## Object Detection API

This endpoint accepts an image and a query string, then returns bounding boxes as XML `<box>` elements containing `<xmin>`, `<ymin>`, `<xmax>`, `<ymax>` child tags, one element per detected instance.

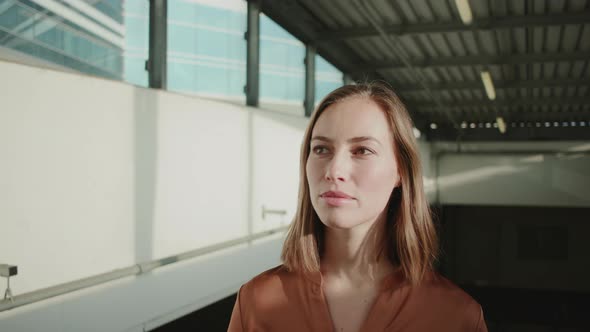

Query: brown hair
<box><xmin>280</xmin><ymin>81</ymin><xmax>438</xmax><ymax>285</ymax></box>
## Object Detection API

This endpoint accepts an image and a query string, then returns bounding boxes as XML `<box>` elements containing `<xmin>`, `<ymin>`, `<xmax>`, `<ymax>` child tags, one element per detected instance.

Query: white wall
<box><xmin>433</xmin><ymin>142</ymin><xmax>590</xmax><ymax>207</ymax></box>
<box><xmin>417</xmin><ymin>139</ymin><xmax>436</xmax><ymax>203</ymax></box>
<box><xmin>0</xmin><ymin>60</ymin><xmax>306</xmax><ymax>331</ymax></box>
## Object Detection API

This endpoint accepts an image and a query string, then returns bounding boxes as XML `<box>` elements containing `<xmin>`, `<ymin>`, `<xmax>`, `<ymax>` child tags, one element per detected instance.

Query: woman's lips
<box><xmin>320</xmin><ymin>196</ymin><xmax>354</xmax><ymax>207</ymax></box>
<box><xmin>320</xmin><ymin>191</ymin><xmax>355</xmax><ymax>207</ymax></box>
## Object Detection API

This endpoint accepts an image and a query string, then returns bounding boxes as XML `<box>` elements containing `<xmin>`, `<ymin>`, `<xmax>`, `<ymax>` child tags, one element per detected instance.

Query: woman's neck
<box><xmin>320</xmin><ymin>213</ymin><xmax>395</xmax><ymax>283</ymax></box>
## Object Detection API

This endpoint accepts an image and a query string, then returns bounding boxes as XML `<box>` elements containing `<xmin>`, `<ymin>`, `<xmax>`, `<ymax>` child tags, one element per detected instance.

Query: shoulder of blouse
<box><xmin>239</xmin><ymin>264</ymin><xmax>304</xmax><ymax>299</ymax></box>
<box><xmin>236</xmin><ymin>264</ymin><xmax>308</xmax><ymax>322</ymax></box>
<box><xmin>244</xmin><ymin>264</ymin><xmax>293</xmax><ymax>286</ymax></box>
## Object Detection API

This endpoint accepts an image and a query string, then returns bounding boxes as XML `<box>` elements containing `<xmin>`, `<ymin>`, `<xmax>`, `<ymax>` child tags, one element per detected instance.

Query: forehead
<box><xmin>312</xmin><ymin>96</ymin><xmax>392</xmax><ymax>140</ymax></box>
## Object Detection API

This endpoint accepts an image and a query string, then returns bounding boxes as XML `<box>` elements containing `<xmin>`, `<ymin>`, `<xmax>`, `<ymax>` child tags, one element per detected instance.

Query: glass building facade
<box><xmin>0</xmin><ymin>0</ymin><xmax>126</xmax><ymax>80</ymax></box>
<box><xmin>0</xmin><ymin>0</ymin><xmax>343</xmax><ymax>110</ymax></box>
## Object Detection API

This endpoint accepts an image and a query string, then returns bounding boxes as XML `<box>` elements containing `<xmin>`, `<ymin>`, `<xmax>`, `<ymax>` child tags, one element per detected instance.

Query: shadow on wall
<box><xmin>134</xmin><ymin>88</ymin><xmax>158</xmax><ymax>263</ymax></box>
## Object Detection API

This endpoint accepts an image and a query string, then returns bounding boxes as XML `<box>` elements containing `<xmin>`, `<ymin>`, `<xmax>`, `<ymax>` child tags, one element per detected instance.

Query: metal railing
<box><xmin>0</xmin><ymin>225</ymin><xmax>289</xmax><ymax>312</ymax></box>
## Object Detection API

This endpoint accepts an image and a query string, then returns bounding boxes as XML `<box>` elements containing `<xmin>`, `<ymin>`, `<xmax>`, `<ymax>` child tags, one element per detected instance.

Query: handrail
<box><xmin>0</xmin><ymin>226</ymin><xmax>289</xmax><ymax>312</ymax></box>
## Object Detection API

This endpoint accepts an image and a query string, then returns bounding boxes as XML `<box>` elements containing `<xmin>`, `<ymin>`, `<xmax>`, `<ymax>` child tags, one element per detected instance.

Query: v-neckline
<box><xmin>313</xmin><ymin>268</ymin><xmax>406</xmax><ymax>332</ymax></box>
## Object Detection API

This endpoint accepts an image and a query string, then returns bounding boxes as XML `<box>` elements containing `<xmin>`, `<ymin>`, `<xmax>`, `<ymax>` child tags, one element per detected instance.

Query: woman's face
<box><xmin>306</xmin><ymin>96</ymin><xmax>400</xmax><ymax>230</ymax></box>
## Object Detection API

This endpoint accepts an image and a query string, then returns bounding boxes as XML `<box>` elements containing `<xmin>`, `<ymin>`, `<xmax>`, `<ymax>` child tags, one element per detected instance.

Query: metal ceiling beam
<box><xmin>315</xmin><ymin>12</ymin><xmax>590</xmax><ymax>41</ymax></box>
<box><xmin>396</xmin><ymin>78</ymin><xmax>590</xmax><ymax>92</ymax></box>
<box><xmin>427</xmin><ymin>125</ymin><xmax>590</xmax><ymax>141</ymax></box>
<box><xmin>423</xmin><ymin>111</ymin><xmax>590</xmax><ymax>125</ymax></box>
<box><xmin>416</xmin><ymin>97</ymin><xmax>590</xmax><ymax>109</ymax></box>
<box><xmin>358</xmin><ymin>52</ymin><xmax>590</xmax><ymax>71</ymax></box>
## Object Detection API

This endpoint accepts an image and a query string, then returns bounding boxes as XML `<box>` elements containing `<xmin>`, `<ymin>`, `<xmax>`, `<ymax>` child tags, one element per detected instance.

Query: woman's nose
<box><xmin>324</xmin><ymin>153</ymin><xmax>349</xmax><ymax>182</ymax></box>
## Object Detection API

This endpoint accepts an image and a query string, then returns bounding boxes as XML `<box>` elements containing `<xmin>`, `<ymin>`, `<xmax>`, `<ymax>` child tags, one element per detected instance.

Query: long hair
<box><xmin>280</xmin><ymin>82</ymin><xmax>438</xmax><ymax>285</ymax></box>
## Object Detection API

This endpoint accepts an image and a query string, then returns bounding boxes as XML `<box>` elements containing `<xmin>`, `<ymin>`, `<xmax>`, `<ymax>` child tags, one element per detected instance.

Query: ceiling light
<box><xmin>480</xmin><ymin>71</ymin><xmax>496</xmax><ymax>100</ymax></box>
<box><xmin>413</xmin><ymin>127</ymin><xmax>421</xmax><ymax>138</ymax></box>
<box><xmin>430</xmin><ymin>123</ymin><xmax>437</xmax><ymax>129</ymax></box>
<box><xmin>454</xmin><ymin>0</ymin><xmax>473</xmax><ymax>24</ymax></box>
<box><xmin>496</xmin><ymin>116</ymin><xmax>506</xmax><ymax>133</ymax></box>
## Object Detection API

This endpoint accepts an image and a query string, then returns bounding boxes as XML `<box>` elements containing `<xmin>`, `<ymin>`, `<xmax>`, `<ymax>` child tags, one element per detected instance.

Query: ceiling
<box><xmin>256</xmin><ymin>0</ymin><xmax>590</xmax><ymax>141</ymax></box>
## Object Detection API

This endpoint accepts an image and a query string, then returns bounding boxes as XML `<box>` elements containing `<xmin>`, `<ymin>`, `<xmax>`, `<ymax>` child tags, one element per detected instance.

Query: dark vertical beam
<box><xmin>147</xmin><ymin>0</ymin><xmax>167</xmax><ymax>89</ymax></box>
<box><xmin>304</xmin><ymin>45</ymin><xmax>316</xmax><ymax>117</ymax></box>
<box><xmin>245</xmin><ymin>0</ymin><xmax>260</xmax><ymax>106</ymax></box>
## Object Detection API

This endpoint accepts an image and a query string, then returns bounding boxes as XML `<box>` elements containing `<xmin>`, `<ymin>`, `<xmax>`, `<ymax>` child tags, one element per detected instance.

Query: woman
<box><xmin>228</xmin><ymin>82</ymin><xmax>487</xmax><ymax>332</ymax></box>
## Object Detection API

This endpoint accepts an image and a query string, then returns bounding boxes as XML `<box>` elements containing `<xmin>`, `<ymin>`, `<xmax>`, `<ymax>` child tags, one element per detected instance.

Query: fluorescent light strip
<box><xmin>454</xmin><ymin>0</ymin><xmax>473</xmax><ymax>24</ymax></box>
<box><xmin>481</xmin><ymin>71</ymin><xmax>496</xmax><ymax>100</ymax></box>
<box><xmin>496</xmin><ymin>117</ymin><xmax>506</xmax><ymax>134</ymax></box>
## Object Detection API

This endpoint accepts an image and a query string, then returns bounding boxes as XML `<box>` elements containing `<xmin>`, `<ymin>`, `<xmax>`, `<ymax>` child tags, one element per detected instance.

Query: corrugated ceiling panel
<box><xmin>262</xmin><ymin>0</ymin><xmax>590</xmax><ymax>139</ymax></box>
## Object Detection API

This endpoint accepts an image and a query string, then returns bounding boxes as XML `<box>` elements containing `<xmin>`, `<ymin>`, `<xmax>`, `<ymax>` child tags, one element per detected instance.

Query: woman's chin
<box><xmin>319</xmin><ymin>214</ymin><xmax>365</xmax><ymax>230</ymax></box>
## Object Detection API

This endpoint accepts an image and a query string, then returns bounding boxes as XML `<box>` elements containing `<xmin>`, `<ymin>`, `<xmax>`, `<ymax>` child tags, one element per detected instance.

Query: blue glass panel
<box><xmin>123</xmin><ymin>0</ymin><xmax>148</xmax><ymax>86</ymax></box>
<box><xmin>315</xmin><ymin>55</ymin><xmax>343</xmax><ymax>104</ymax></box>
<box><xmin>167</xmin><ymin>1</ymin><xmax>246</xmax><ymax>99</ymax></box>
<box><xmin>260</xmin><ymin>14</ymin><xmax>305</xmax><ymax>104</ymax></box>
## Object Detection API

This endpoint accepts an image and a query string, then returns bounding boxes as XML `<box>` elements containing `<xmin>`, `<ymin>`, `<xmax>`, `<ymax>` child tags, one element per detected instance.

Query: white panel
<box><xmin>0</xmin><ymin>59</ymin><xmax>297</xmax><ymax>332</ymax></box>
<box><xmin>417</xmin><ymin>139</ymin><xmax>436</xmax><ymax>203</ymax></box>
<box><xmin>0</xmin><ymin>61</ymin><xmax>135</xmax><ymax>295</ymax></box>
<box><xmin>153</xmin><ymin>94</ymin><xmax>250</xmax><ymax>259</ymax></box>
<box><xmin>251</xmin><ymin>110</ymin><xmax>307</xmax><ymax>232</ymax></box>
<box><xmin>438</xmin><ymin>153</ymin><xmax>590</xmax><ymax>207</ymax></box>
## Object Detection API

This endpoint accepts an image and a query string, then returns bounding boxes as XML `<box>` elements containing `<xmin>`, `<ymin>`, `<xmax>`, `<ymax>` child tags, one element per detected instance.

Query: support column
<box><xmin>245</xmin><ymin>0</ymin><xmax>260</xmax><ymax>107</ymax></box>
<box><xmin>304</xmin><ymin>45</ymin><xmax>316</xmax><ymax>117</ymax></box>
<box><xmin>147</xmin><ymin>0</ymin><xmax>167</xmax><ymax>89</ymax></box>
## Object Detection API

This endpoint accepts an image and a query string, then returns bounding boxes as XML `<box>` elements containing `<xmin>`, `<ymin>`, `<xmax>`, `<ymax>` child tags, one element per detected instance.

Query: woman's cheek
<box><xmin>358</xmin><ymin>162</ymin><xmax>396</xmax><ymax>194</ymax></box>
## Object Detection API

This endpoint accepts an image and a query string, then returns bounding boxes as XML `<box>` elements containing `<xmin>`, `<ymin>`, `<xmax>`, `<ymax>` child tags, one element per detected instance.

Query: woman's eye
<box><xmin>354</xmin><ymin>147</ymin><xmax>374</xmax><ymax>155</ymax></box>
<box><xmin>312</xmin><ymin>146</ymin><xmax>329</xmax><ymax>154</ymax></box>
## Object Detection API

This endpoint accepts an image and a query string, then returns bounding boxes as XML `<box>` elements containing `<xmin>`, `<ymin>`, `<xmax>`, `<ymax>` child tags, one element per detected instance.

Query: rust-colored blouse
<box><xmin>228</xmin><ymin>265</ymin><xmax>487</xmax><ymax>332</ymax></box>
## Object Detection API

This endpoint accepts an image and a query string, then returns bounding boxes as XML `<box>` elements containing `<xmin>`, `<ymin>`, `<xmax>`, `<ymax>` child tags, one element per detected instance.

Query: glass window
<box><xmin>259</xmin><ymin>13</ymin><xmax>305</xmax><ymax>113</ymax></box>
<box><xmin>124</xmin><ymin>0</ymin><xmax>149</xmax><ymax>86</ymax></box>
<box><xmin>166</xmin><ymin>0</ymin><xmax>246</xmax><ymax>100</ymax></box>
<box><xmin>0</xmin><ymin>0</ymin><xmax>146</xmax><ymax>86</ymax></box>
<box><xmin>315</xmin><ymin>54</ymin><xmax>343</xmax><ymax>106</ymax></box>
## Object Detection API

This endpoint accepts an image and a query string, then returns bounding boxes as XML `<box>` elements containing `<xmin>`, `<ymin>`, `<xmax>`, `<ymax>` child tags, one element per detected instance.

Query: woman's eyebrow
<box><xmin>311</xmin><ymin>135</ymin><xmax>382</xmax><ymax>146</ymax></box>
